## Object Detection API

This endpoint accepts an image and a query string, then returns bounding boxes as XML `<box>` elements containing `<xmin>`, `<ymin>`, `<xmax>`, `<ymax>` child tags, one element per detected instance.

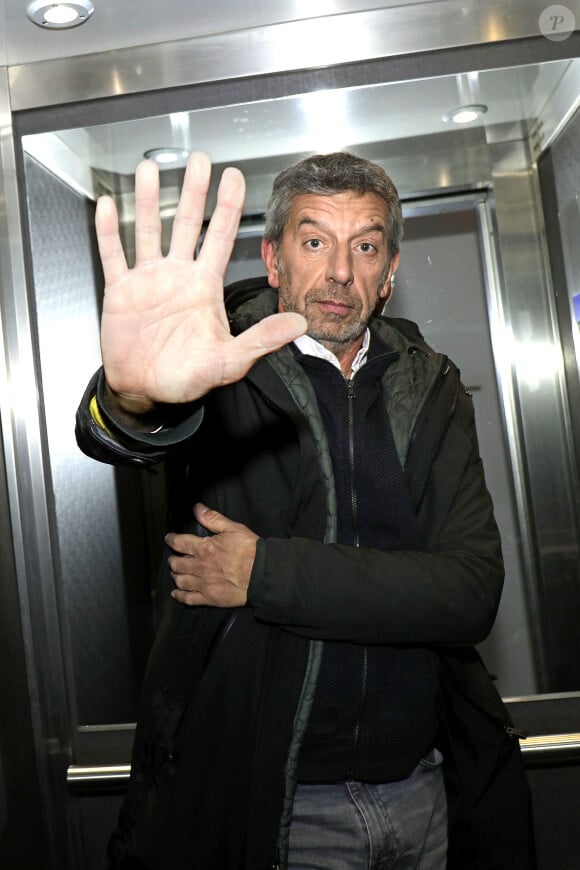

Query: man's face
<box><xmin>262</xmin><ymin>191</ymin><xmax>399</xmax><ymax>354</ymax></box>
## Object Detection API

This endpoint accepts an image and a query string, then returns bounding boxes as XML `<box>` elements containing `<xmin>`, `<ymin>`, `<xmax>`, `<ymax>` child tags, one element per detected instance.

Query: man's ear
<box><xmin>379</xmin><ymin>251</ymin><xmax>400</xmax><ymax>302</ymax></box>
<box><xmin>261</xmin><ymin>239</ymin><xmax>280</xmax><ymax>288</ymax></box>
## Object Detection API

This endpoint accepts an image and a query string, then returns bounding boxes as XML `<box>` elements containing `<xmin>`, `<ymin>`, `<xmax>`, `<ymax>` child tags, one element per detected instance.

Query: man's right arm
<box><xmin>93</xmin><ymin>152</ymin><xmax>305</xmax><ymax>424</ymax></box>
<box><xmin>77</xmin><ymin>152</ymin><xmax>305</xmax><ymax>465</ymax></box>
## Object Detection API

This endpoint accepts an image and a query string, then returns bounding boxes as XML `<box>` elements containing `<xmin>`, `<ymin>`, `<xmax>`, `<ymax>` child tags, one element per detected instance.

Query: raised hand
<box><xmin>96</xmin><ymin>152</ymin><xmax>306</xmax><ymax>414</ymax></box>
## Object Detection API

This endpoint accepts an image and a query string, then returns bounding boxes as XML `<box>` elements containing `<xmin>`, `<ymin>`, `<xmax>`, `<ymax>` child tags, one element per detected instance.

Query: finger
<box><xmin>229</xmin><ymin>312</ymin><xmax>308</xmax><ymax>366</ymax></box>
<box><xmin>95</xmin><ymin>195</ymin><xmax>128</xmax><ymax>285</ymax></box>
<box><xmin>134</xmin><ymin>159</ymin><xmax>162</xmax><ymax>264</ymax></box>
<box><xmin>168</xmin><ymin>152</ymin><xmax>211</xmax><ymax>261</ymax></box>
<box><xmin>215</xmin><ymin>312</ymin><xmax>307</xmax><ymax>386</ymax></box>
<box><xmin>171</xmin><ymin>589</ymin><xmax>206</xmax><ymax>606</ymax></box>
<box><xmin>196</xmin><ymin>166</ymin><xmax>245</xmax><ymax>276</ymax></box>
<box><xmin>165</xmin><ymin>532</ymin><xmax>198</xmax><ymax>555</ymax></box>
<box><xmin>168</xmin><ymin>555</ymin><xmax>197</xmax><ymax>574</ymax></box>
<box><xmin>193</xmin><ymin>502</ymin><xmax>234</xmax><ymax>534</ymax></box>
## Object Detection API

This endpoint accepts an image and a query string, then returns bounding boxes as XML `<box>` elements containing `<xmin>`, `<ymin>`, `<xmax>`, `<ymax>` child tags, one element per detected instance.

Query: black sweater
<box><xmin>296</xmin><ymin>340</ymin><xmax>438</xmax><ymax>783</ymax></box>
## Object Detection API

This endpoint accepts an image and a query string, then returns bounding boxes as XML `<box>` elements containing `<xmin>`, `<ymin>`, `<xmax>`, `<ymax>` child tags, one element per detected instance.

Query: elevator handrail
<box><xmin>65</xmin><ymin>733</ymin><xmax>580</xmax><ymax>793</ymax></box>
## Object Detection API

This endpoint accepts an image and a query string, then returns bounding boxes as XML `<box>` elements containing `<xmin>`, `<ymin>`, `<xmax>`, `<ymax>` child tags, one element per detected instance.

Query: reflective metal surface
<box><xmin>0</xmin><ymin>68</ymin><xmax>79</xmax><ymax>867</ymax></box>
<box><xmin>67</xmin><ymin>764</ymin><xmax>131</xmax><ymax>793</ymax></box>
<box><xmin>5</xmin><ymin>0</ymin><xmax>577</xmax><ymax>67</ymax></box>
<box><xmin>16</xmin><ymin>59</ymin><xmax>579</xmax><ymax>214</ymax></box>
<box><xmin>7</xmin><ymin>1</ymin><xmax>580</xmax><ymax>110</ymax></box>
<box><xmin>520</xmin><ymin>732</ymin><xmax>580</xmax><ymax>763</ymax></box>
<box><xmin>488</xmin><ymin>129</ymin><xmax>580</xmax><ymax>689</ymax></box>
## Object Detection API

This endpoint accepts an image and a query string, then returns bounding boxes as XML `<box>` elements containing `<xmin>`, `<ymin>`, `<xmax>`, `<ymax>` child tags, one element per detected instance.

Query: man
<box><xmin>76</xmin><ymin>151</ymin><xmax>535</xmax><ymax>869</ymax></box>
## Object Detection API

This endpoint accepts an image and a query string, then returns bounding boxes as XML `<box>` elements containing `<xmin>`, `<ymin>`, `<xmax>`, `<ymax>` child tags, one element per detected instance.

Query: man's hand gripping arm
<box><xmin>166</xmin><ymin>503</ymin><xmax>258</xmax><ymax>608</ymax></box>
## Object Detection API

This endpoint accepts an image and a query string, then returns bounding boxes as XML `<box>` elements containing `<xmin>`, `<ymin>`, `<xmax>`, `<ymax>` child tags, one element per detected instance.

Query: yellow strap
<box><xmin>89</xmin><ymin>394</ymin><xmax>113</xmax><ymax>436</ymax></box>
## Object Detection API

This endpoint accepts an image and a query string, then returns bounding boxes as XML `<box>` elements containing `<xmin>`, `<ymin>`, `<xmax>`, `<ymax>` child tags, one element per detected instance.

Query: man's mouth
<box><xmin>311</xmin><ymin>298</ymin><xmax>354</xmax><ymax>316</ymax></box>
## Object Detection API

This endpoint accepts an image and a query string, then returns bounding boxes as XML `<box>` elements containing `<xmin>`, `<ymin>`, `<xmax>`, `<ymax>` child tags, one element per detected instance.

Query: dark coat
<box><xmin>76</xmin><ymin>279</ymin><xmax>536</xmax><ymax>869</ymax></box>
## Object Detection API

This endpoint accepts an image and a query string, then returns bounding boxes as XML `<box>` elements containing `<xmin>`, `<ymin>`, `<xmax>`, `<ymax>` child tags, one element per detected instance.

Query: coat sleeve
<box><xmin>247</xmin><ymin>408</ymin><xmax>504</xmax><ymax>647</ymax></box>
<box><xmin>75</xmin><ymin>368</ymin><xmax>204</xmax><ymax>467</ymax></box>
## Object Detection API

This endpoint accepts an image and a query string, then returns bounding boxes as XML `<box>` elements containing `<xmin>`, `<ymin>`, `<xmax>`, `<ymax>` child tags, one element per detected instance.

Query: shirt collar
<box><xmin>293</xmin><ymin>328</ymin><xmax>371</xmax><ymax>374</ymax></box>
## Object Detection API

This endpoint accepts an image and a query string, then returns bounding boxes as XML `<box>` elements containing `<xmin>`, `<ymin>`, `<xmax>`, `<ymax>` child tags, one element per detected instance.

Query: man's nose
<box><xmin>326</xmin><ymin>244</ymin><xmax>353</xmax><ymax>285</ymax></box>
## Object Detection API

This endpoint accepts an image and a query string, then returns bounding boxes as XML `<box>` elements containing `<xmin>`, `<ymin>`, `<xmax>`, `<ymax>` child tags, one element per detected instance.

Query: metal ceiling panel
<box><xmin>3</xmin><ymin>0</ymin><xmax>440</xmax><ymax>65</ymax></box>
<box><xmin>7</xmin><ymin>0</ymin><xmax>580</xmax><ymax>111</ymax></box>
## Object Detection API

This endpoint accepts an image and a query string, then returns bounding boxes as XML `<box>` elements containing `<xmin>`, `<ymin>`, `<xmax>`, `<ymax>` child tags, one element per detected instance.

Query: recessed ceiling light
<box><xmin>143</xmin><ymin>148</ymin><xmax>190</xmax><ymax>167</ymax></box>
<box><xmin>27</xmin><ymin>1</ymin><xmax>94</xmax><ymax>29</ymax></box>
<box><xmin>443</xmin><ymin>104</ymin><xmax>488</xmax><ymax>125</ymax></box>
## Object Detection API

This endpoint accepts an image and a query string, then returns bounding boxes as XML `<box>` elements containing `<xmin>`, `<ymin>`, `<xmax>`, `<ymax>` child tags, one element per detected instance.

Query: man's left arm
<box><xmin>167</xmin><ymin>422</ymin><xmax>504</xmax><ymax>648</ymax></box>
<box><xmin>250</xmin><ymin>422</ymin><xmax>503</xmax><ymax>646</ymax></box>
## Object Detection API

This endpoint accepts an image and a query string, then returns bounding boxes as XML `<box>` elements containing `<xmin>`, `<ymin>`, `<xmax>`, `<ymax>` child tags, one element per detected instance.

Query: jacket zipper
<box><xmin>347</xmin><ymin>377</ymin><xmax>359</xmax><ymax>548</ymax></box>
<box><xmin>346</xmin><ymin>375</ymin><xmax>367</xmax><ymax>775</ymax></box>
<box><xmin>201</xmin><ymin>611</ymin><xmax>239</xmax><ymax>673</ymax></box>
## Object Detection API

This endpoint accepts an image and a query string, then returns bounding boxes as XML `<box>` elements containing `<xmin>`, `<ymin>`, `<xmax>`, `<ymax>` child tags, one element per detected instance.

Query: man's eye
<box><xmin>359</xmin><ymin>242</ymin><xmax>376</xmax><ymax>253</ymax></box>
<box><xmin>306</xmin><ymin>239</ymin><xmax>322</xmax><ymax>249</ymax></box>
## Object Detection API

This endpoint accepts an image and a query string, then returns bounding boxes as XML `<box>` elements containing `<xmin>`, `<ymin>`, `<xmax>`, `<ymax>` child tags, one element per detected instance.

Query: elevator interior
<box><xmin>1</xmin><ymin>7</ymin><xmax>580</xmax><ymax>869</ymax></box>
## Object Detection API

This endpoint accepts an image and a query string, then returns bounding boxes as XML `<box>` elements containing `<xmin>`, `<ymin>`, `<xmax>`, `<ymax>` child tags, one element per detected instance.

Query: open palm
<box><xmin>96</xmin><ymin>152</ymin><xmax>305</xmax><ymax>413</ymax></box>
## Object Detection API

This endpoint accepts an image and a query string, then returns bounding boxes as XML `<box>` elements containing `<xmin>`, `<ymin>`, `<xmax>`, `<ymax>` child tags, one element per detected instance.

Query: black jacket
<box><xmin>76</xmin><ymin>279</ymin><xmax>535</xmax><ymax>869</ymax></box>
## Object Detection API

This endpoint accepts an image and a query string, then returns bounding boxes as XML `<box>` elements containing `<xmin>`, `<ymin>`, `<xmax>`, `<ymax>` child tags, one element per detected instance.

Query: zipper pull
<box><xmin>505</xmin><ymin>725</ymin><xmax>527</xmax><ymax>740</ymax></box>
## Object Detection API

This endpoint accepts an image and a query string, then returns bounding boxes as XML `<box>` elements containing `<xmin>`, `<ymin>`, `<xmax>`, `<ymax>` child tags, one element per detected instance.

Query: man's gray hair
<box><xmin>263</xmin><ymin>152</ymin><xmax>403</xmax><ymax>259</ymax></box>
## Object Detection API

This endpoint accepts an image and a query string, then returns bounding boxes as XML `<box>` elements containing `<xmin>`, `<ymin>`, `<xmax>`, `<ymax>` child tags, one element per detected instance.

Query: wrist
<box><xmin>102</xmin><ymin>383</ymin><xmax>164</xmax><ymax>433</ymax></box>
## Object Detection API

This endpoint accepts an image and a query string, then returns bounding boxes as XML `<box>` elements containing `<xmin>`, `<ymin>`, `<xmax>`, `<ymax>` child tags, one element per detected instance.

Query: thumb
<box><xmin>243</xmin><ymin>311</ymin><xmax>307</xmax><ymax>355</ymax></box>
<box><xmin>193</xmin><ymin>502</ymin><xmax>232</xmax><ymax>533</ymax></box>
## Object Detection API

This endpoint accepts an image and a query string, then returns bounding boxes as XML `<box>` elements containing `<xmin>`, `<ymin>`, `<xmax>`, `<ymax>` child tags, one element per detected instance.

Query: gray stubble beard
<box><xmin>276</xmin><ymin>254</ymin><xmax>386</xmax><ymax>354</ymax></box>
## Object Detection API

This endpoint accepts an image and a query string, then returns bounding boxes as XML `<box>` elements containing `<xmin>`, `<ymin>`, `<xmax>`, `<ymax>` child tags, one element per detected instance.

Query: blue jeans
<box><xmin>287</xmin><ymin>751</ymin><xmax>447</xmax><ymax>869</ymax></box>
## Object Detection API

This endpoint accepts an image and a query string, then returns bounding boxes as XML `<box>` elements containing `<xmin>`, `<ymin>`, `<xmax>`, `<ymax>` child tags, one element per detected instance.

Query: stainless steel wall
<box><xmin>538</xmin><ymin>106</ymin><xmax>580</xmax><ymax>474</ymax></box>
<box><xmin>24</xmin><ymin>153</ymin><xmax>158</xmax><ymax>726</ymax></box>
<box><xmin>0</xmin><ymin>410</ymin><xmax>50</xmax><ymax>864</ymax></box>
<box><xmin>0</xmin><ymin>66</ymin><xmax>61</xmax><ymax>868</ymax></box>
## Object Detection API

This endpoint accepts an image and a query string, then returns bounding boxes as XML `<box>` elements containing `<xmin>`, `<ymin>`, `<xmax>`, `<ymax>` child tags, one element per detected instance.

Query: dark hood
<box><xmin>224</xmin><ymin>276</ymin><xmax>275</xmax><ymax>333</ymax></box>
